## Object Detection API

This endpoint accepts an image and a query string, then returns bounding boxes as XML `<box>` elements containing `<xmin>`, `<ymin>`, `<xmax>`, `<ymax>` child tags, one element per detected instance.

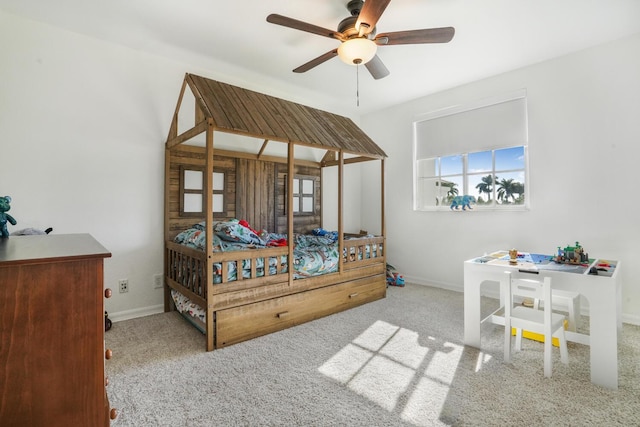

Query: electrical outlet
<box><xmin>153</xmin><ymin>274</ymin><xmax>163</xmax><ymax>289</ymax></box>
<box><xmin>119</xmin><ymin>279</ymin><xmax>129</xmax><ymax>293</ymax></box>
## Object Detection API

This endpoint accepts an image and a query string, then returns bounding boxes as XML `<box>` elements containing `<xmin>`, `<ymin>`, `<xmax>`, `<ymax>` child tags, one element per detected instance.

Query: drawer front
<box><xmin>216</xmin><ymin>275</ymin><xmax>385</xmax><ymax>347</ymax></box>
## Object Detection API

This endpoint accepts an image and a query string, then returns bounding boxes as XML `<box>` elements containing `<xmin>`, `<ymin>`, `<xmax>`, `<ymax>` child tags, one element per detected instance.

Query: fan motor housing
<box><xmin>338</xmin><ymin>10</ymin><xmax>376</xmax><ymax>39</ymax></box>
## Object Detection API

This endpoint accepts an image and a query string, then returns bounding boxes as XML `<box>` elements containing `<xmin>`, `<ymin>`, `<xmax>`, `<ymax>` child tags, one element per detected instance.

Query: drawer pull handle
<box><xmin>277</xmin><ymin>311</ymin><xmax>289</xmax><ymax>319</ymax></box>
<box><xmin>349</xmin><ymin>293</ymin><xmax>359</xmax><ymax>299</ymax></box>
<box><xmin>105</xmin><ymin>349</ymin><xmax>113</xmax><ymax>360</ymax></box>
<box><xmin>110</xmin><ymin>408</ymin><xmax>118</xmax><ymax>420</ymax></box>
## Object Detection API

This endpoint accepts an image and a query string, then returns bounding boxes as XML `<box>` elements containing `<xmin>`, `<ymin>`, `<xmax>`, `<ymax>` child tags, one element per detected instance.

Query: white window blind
<box><xmin>415</xmin><ymin>93</ymin><xmax>527</xmax><ymax>159</ymax></box>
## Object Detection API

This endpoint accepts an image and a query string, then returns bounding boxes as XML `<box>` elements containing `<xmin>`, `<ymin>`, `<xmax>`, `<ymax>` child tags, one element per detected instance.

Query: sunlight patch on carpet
<box><xmin>475</xmin><ymin>351</ymin><xmax>494</xmax><ymax>372</ymax></box>
<box><xmin>318</xmin><ymin>320</ymin><xmax>464</xmax><ymax>426</ymax></box>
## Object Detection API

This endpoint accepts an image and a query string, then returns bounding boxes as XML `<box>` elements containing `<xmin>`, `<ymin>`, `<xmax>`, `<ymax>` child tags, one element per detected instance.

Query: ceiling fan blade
<box><xmin>293</xmin><ymin>49</ymin><xmax>339</xmax><ymax>73</ymax></box>
<box><xmin>376</xmin><ymin>27</ymin><xmax>455</xmax><ymax>45</ymax></box>
<box><xmin>267</xmin><ymin>14</ymin><xmax>344</xmax><ymax>41</ymax></box>
<box><xmin>356</xmin><ymin>0</ymin><xmax>391</xmax><ymax>35</ymax></box>
<box><xmin>365</xmin><ymin>55</ymin><xmax>390</xmax><ymax>80</ymax></box>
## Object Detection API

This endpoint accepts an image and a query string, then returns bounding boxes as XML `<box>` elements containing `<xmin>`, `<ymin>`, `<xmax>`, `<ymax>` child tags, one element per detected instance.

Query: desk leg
<box><xmin>588</xmin><ymin>295</ymin><xmax>619</xmax><ymax>389</ymax></box>
<box><xmin>464</xmin><ymin>273</ymin><xmax>482</xmax><ymax>348</ymax></box>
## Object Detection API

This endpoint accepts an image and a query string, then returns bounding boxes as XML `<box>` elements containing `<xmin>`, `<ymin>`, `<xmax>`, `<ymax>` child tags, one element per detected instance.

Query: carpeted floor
<box><xmin>105</xmin><ymin>284</ymin><xmax>640</xmax><ymax>426</ymax></box>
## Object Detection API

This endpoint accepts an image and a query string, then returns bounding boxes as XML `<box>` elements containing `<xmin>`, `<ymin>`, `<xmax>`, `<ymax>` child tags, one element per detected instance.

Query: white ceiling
<box><xmin>2</xmin><ymin>0</ymin><xmax>640</xmax><ymax>116</ymax></box>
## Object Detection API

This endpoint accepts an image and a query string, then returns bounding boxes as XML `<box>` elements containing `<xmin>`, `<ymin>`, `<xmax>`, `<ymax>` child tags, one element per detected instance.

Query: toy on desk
<box><xmin>508</xmin><ymin>248</ymin><xmax>518</xmax><ymax>265</ymax></box>
<box><xmin>450</xmin><ymin>195</ymin><xmax>476</xmax><ymax>211</ymax></box>
<box><xmin>554</xmin><ymin>241</ymin><xmax>589</xmax><ymax>264</ymax></box>
<box><xmin>0</xmin><ymin>196</ymin><xmax>17</xmax><ymax>238</ymax></box>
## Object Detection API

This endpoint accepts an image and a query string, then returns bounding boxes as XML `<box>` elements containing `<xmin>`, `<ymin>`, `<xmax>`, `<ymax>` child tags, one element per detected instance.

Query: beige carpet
<box><xmin>105</xmin><ymin>284</ymin><xmax>640</xmax><ymax>426</ymax></box>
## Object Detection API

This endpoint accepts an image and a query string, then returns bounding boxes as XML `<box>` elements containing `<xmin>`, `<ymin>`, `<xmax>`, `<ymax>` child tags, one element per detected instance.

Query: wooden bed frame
<box><xmin>164</xmin><ymin>74</ymin><xmax>387</xmax><ymax>351</ymax></box>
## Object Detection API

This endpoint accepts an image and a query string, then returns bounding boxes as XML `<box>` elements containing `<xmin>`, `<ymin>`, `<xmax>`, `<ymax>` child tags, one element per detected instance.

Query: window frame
<box><xmin>412</xmin><ymin>91</ymin><xmax>529</xmax><ymax>212</ymax></box>
<box><xmin>291</xmin><ymin>175</ymin><xmax>317</xmax><ymax>216</ymax></box>
<box><xmin>416</xmin><ymin>147</ymin><xmax>528</xmax><ymax>211</ymax></box>
<box><xmin>179</xmin><ymin>166</ymin><xmax>228</xmax><ymax>217</ymax></box>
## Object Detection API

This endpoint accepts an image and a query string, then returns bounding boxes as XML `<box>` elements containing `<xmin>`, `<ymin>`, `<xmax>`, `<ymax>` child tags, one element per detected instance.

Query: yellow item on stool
<box><xmin>512</xmin><ymin>319</ymin><xmax>568</xmax><ymax>347</ymax></box>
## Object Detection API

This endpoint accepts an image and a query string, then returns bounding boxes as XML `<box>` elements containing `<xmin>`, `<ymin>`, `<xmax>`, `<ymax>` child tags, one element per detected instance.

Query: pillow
<box><xmin>214</xmin><ymin>221</ymin><xmax>266</xmax><ymax>246</ymax></box>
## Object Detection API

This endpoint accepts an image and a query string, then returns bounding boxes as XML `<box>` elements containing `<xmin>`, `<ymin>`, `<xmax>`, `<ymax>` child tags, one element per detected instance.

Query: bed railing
<box><xmin>166</xmin><ymin>235</ymin><xmax>385</xmax><ymax>299</ymax></box>
<box><xmin>343</xmin><ymin>236</ymin><xmax>384</xmax><ymax>269</ymax></box>
<box><xmin>166</xmin><ymin>241</ymin><xmax>207</xmax><ymax>303</ymax></box>
<box><xmin>212</xmin><ymin>246</ymin><xmax>290</xmax><ymax>286</ymax></box>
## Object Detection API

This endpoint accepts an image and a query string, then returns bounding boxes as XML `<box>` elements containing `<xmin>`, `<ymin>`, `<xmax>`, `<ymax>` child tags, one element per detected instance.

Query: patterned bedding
<box><xmin>171</xmin><ymin>289</ymin><xmax>206</xmax><ymax>329</ymax></box>
<box><xmin>173</xmin><ymin>220</ymin><xmax>342</xmax><ymax>282</ymax></box>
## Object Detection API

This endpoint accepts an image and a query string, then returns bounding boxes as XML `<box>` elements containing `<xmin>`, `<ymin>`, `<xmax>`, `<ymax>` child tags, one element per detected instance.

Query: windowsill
<box><xmin>415</xmin><ymin>205</ymin><xmax>529</xmax><ymax>212</ymax></box>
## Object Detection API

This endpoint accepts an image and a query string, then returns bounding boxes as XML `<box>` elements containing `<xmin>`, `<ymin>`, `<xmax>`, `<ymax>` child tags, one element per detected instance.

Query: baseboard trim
<box><xmin>402</xmin><ymin>275</ymin><xmax>463</xmax><ymax>294</ymax></box>
<box><xmin>404</xmin><ymin>276</ymin><xmax>640</xmax><ymax>326</ymax></box>
<box><xmin>108</xmin><ymin>304</ymin><xmax>164</xmax><ymax>323</ymax></box>
<box><xmin>623</xmin><ymin>313</ymin><xmax>640</xmax><ymax>326</ymax></box>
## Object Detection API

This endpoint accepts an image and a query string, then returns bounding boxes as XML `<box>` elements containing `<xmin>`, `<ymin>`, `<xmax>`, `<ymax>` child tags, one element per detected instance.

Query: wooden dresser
<box><xmin>0</xmin><ymin>234</ymin><xmax>115</xmax><ymax>426</ymax></box>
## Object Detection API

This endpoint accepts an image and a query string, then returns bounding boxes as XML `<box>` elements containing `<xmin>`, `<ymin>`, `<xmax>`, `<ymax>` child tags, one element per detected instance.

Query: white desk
<box><xmin>463</xmin><ymin>252</ymin><xmax>622</xmax><ymax>389</ymax></box>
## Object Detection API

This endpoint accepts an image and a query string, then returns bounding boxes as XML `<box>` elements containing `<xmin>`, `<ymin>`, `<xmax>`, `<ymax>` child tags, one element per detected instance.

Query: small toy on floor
<box><xmin>386</xmin><ymin>263</ymin><xmax>405</xmax><ymax>287</ymax></box>
<box><xmin>389</xmin><ymin>274</ymin><xmax>405</xmax><ymax>287</ymax></box>
<box><xmin>105</xmin><ymin>311</ymin><xmax>112</xmax><ymax>331</ymax></box>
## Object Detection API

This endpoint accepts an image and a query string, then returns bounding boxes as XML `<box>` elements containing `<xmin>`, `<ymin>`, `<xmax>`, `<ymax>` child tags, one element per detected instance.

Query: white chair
<box><xmin>503</xmin><ymin>272</ymin><xmax>569</xmax><ymax>377</ymax></box>
<box><xmin>533</xmin><ymin>289</ymin><xmax>581</xmax><ymax>332</ymax></box>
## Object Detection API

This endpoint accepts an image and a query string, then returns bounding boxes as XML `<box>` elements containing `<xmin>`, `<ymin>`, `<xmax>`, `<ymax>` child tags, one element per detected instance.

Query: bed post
<box><xmin>337</xmin><ymin>151</ymin><xmax>344</xmax><ymax>273</ymax></box>
<box><xmin>381</xmin><ymin>158</ymin><xmax>386</xmax><ymax>264</ymax></box>
<box><xmin>287</xmin><ymin>141</ymin><xmax>294</xmax><ymax>287</ymax></box>
<box><xmin>205</xmin><ymin>119</ymin><xmax>215</xmax><ymax>351</ymax></box>
<box><xmin>163</xmin><ymin>146</ymin><xmax>172</xmax><ymax>312</ymax></box>
<box><xmin>380</xmin><ymin>158</ymin><xmax>386</xmax><ymax>236</ymax></box>
<box><xmin>164</xmin><ymin>79</ymin><xmax>186</xmax><ymax>313</ymax></box>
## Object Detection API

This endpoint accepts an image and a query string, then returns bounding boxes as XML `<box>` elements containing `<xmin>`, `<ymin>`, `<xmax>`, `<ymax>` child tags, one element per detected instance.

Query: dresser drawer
<box><xmin>216</xmin><ymin>275</ymin><xmax>385</xmax><ymax>347</ymax></box>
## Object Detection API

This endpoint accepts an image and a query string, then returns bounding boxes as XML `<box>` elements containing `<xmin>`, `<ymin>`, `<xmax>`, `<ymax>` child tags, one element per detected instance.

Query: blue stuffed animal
<box><xmin>450</xmin><ymin>195</ymin><xmax>476</xmax><ymax>211</ymax></box>
<box><xmin>0</xmin><ymin>196</ymin><xmax>17</xmax><ymax>238</ymax></box>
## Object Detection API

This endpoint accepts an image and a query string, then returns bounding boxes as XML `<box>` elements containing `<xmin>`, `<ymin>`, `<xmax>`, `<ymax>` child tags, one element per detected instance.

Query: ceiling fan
<box><xmin>266</xmin><ymin>0</ymin><xmax>455</xmax><ymax>80</ymax></box>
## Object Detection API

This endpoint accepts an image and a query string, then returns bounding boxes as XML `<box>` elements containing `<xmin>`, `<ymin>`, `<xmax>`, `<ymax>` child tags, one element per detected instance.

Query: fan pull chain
<box><xmin>356</xmin><ymin>63</ymin><xmax>360</xmax><ymax>107</ymax></box>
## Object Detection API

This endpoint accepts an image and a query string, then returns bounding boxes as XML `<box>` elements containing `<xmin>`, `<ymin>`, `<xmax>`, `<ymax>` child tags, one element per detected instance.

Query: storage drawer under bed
<box><xmin>215</xmin><ymin>275</ymin><xmax>386</xmax><ymax>347</ymax></box>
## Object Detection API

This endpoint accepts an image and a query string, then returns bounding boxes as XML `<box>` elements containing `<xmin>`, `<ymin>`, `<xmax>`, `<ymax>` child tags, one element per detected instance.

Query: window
<box><xmin>413</xmin><ymin>91</ymin><xmax>528</xmax><ymax>210</ymax></box>
<box><xmin>292</xmin><ymin>176</ymin><xmax>315</xmax><ymax>214</ymax></box>
<box><xmin>180</xmin><ymin>167</ymin><xmax>226</xmax><ymax>216</ymax></box>
<box><xmin>418</xmin><ymin>147</ymin><xmax>526</xmax><ymax>208</ymax></box>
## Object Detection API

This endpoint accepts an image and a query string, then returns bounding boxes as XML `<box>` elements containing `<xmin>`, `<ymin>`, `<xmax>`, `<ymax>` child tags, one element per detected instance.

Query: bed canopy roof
<box><xmin>168</xmin><ymin>73</ymin><xmax>387</xmax><ymax>161</ymax></box>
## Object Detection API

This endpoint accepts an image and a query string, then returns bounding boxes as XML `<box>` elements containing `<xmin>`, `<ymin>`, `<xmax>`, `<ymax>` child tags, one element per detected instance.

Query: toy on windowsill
<box><xmin>555</xmin><ymin>241</ymin><xmax>589</xmax><ymax>264</ymax></box>
<box><xmin>0</xmin><ymin>196</ymin><xmax>17</xmax><ymax>238</ymax></box>
<box><xmin>450</xmin><ymin>195</ymin><xmax>476</xmax><ymax>211</ymax></box>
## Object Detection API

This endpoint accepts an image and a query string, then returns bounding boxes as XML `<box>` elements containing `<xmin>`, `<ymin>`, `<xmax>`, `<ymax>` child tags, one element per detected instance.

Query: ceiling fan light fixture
<box><xmin>337</xmin><ymin>38</ymin><xmax>377</xmax><ymax>65</ymax></box>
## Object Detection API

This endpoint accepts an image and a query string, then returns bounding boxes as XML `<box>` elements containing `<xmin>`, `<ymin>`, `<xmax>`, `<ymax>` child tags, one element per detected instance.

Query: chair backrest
<box><xmin>504</xmin><ymin>272</ymin><xmax>553</xmax><ymax>325</ymax></box>
<box><xmin>511</xmin><ymin>275</ymin><xmax>551</xmax><ymax>301</ymax></box>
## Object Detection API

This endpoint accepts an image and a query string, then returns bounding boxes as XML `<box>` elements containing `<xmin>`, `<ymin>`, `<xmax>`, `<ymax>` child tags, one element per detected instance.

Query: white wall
<box><xmin>360</xmin><ymin>33</ymin><xmax>640</xmax><ymax>324</ymax></box>
<box><xmin>0</xmin><ymin>11</ymin><xmax>362</xmax><ymax>320</ymax></box>
<box><xmin>0</xmin><ymin>12</ymin><xmax>171</xmax><ymax>317</ymax></box>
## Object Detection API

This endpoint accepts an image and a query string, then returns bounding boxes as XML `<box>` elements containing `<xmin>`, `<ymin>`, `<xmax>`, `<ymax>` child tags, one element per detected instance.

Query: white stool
<box><xmin>534</xmin><ymin>290</ymin><xmax>581</xmax><ymax>332</ymax></box>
